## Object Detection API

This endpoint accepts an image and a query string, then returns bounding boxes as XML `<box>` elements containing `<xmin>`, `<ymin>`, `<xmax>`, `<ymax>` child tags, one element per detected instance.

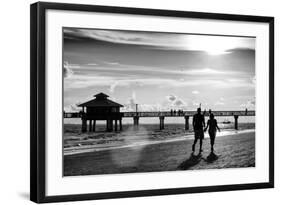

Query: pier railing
<box><xmin>64</xmin><ymin>110</ymin><xmax>255</xmax><ymax>118</ymax></box>
<box><xmin>122</xmin><ymin>110</ymin><xmax>255</xmax><ymax>117</ymax></box>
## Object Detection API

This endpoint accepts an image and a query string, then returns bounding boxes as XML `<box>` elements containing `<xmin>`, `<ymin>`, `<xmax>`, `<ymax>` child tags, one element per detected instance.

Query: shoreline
<box><xmin>64</xmin><ymin>129</ymin><xmax>255</xmax><ymax>156</ymax></box>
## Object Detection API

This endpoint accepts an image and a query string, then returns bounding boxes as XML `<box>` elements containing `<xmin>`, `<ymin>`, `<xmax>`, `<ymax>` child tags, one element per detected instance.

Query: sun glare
<box><xmin>205</xmin><ymin>49</ymin><xmax>231</xmax><ymax>55</ymax></box>
<box><xmin>183</xmin><ymin>35</ymin><xmax>240</xmax><ymax>55</ymax></box>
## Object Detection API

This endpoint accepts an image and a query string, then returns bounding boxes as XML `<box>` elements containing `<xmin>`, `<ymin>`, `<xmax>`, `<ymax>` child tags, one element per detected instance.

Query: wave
<box><xmin>64</xmin><ymin>128</ymin><xmax>255</xmax><ymax>156</ymax></box>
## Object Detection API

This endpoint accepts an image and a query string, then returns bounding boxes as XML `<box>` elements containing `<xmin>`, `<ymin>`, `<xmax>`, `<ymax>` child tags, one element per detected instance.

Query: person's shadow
<box><xmin>204</xmin><ymin>152</ymin><xmax>219</xmax><ymax>163</ymax></box>
<box><xmin>178</xmin><ymin>152</ymin><xmax>202</xmax><ymax>170</ymax></box>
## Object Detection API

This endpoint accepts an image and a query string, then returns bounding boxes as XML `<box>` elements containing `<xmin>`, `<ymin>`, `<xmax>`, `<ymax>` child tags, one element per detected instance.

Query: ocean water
<box><xmin>63</xmin><ymin>122</ymin><xmax>255</xmax><ymax>155</ymax></box>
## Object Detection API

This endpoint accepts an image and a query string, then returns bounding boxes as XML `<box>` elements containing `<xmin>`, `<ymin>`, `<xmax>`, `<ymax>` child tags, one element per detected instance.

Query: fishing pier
<box><xmin>64</xmin><ymin>93</ymin><xmax>255</xmax><ymax>132</ymax></box>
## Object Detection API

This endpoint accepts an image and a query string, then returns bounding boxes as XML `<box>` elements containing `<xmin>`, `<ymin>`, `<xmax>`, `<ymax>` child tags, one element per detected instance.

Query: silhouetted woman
<box><xmin>204</xmin><ymin>113</ymin><xmax>220</xmax><ymax>153</ymax></box>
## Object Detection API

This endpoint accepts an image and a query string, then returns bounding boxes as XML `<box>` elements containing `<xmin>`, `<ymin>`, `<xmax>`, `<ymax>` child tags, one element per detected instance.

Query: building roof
<box><xmin>78</xmin><ymin>93</ymin><xmax>123</xmax><ymax>107</ymax></box>
<box><xmin>94</xmin><ymin>92</ymin><xmax>109</xmax><ymax>98</ymax></box>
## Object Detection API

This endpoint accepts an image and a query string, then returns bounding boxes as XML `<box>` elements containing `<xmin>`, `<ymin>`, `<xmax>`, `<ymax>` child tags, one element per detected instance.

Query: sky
<box><xmin>63</xmin><ymin>28</ymin><xmax>255</xmax><ymax>112</ymax></box>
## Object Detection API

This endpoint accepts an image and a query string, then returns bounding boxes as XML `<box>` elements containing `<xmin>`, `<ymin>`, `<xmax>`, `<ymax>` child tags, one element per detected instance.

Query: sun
<box><xmin>183</xmin><ymin>35</ymin><xmax>236</xmax><ymax>55</ymax></box>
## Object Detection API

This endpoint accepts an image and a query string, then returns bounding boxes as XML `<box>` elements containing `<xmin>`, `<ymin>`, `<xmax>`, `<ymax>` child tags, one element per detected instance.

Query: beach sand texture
<box><xmin>64</xmin><ymin>124</ymin><xmax>255</xmax><ymax>176</ymax></box>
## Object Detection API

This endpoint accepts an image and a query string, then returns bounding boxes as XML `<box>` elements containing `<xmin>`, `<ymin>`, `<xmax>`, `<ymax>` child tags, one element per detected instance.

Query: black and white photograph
<box><xmin>63</xmin><ymin>28</ymin><xmax>256</xmax><ymax>176</ymax></box>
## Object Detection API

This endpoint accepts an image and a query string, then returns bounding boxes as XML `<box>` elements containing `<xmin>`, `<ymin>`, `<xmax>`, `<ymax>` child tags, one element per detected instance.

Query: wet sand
<box><xmin>64</xmin><ymin>131</ymin><xmax>255</xmax><ymax>176</ymax></box>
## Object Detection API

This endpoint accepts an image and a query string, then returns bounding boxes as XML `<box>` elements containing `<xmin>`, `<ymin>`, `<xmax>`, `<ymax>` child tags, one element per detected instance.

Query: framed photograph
<box><xmin>30</xmin><ymin>2</ymin><xmax>274</xmax><ymax>203</ymax></box>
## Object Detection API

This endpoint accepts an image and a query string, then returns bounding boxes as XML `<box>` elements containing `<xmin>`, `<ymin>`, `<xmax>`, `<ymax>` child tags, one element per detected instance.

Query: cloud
<box><xmin>213</xmin><ymin>97</ymin><xmax>226</xmax><ymax>106</ymax></box>
<box><xmin>64</xmin><ymin>28</ymin><xmax>255</xmax><ymax>52</ymax></box>
<box><xmin>165</xmin><ymin>95</ymin><xmax>188</xmax><ymax>109</ymax></box>
<box><xmin>240</xmin><ymin>98</ymin><xmax>255</xmax><ymax>109</ymax></box>
<box><xmin>63</xmin><ymin>60</ymin><xmax>253</xmax><ymax>91</ymax></box>
<box><xmin>105</xmin><ymin>62</ymin><xmax>120</xmax><ymax>65</ymax></box>
<box><xmin>75</xmin><ymin>62</ymin><xmax>245</xmax><ymax>78</ymax></box>
<box><xmin>173</xmin><ymin>98</ymin><xmax>187</xmax><ymax>107</ymax></box>
<box><xmin>122</xmin><ymin>91</ymin><xmax>161</xmax><ymax>112</ymax></box>
<box><xmin>63</xmin><ymin>61</ymin><xmax>74</xmax><ymax>78</ymax></box>
<box><xmin>166</xmin><ymin>94</ymin><xmax>177</xmax><ymax>102</ymax></box>
<box><xmin>108</xmin><ymin>81</ymin><xmax>119</xmax><ymax>93</ymax></box>
<box><xmin>137</xmin><ymin>104</ymin><xmax>162</xmax><ymax>112</ymax></box>
<box><xmin>64</xmin><ymin>72</ymin><xmax>254</xmax><ymax>91</ymax></box>
<box><xmin>213</xmin><ymin>98</ymin><xmax>226</xmax><ymax>106</ymax></box>
<box><xmin>87</xmin><ymin>63</ymin><xmax>98</xmax><ymax>66</ymax></box>
<box><xmin>192</xmin><ymin>90</ymin><xmax>199</xmax><ymax>94</ymax></box>
<box><xmin>122</xmin><ymin>91</ymin><xmax>138</xmax><ymax>112</ymax></box>
<box><xmin>192</xmin><ymin>101</ymin><xmax>200</xmax><ymax>107</ymax></box>
<box><xmin>64</xmin><ymin>103</ymin><xmax>81</xmax><ymax>112</ymax></box>
<box><xmin>214</xmin><ymin>101</ymin><xmax>225</xmax><ymax>106</ymax></box>
<box><xmin>121</xmin><ymin>93</ymin><xmax>188</xmax><ymax>112</ymax></box>
<box><xmin>184</xmin><ymin>68</ymin><xmax>238</xmax><ymax>76</ymax></box>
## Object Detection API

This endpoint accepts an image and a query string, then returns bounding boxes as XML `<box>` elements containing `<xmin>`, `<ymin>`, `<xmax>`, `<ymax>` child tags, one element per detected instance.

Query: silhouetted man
<box><xmin>192</xmin><ymin>108</ymin><xmax>205</xmax><ymax>153</ymax></box>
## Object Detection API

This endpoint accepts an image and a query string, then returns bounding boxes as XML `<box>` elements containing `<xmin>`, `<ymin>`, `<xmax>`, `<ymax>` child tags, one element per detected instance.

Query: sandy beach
<box><xmin>64</xmin><ymin>125</ymin><xmax>255</xmax><ymax>176</ymax></box>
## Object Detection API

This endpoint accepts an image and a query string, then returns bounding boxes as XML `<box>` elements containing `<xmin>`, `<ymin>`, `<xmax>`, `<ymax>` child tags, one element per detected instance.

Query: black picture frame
<box><xmin>30</xmin><ymin>2</ymin><xmax>274</xmax><ymax>203</ymax></box>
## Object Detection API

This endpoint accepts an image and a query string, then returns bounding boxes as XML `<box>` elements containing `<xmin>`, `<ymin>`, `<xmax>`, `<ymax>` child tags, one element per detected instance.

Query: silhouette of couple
<box><xmin>192</xmin><ymin>108</ymin><xmax>220</xmax><ymax>153</ymax></box>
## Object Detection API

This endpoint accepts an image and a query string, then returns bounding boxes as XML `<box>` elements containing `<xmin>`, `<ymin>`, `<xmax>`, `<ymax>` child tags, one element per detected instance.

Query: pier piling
<box><xmin>119</xmin><ymin>119</ymin><xmax>123</xmax><ymax>131</ymax></box>
<box><xmin>93</xmin><ymin>120</ymin><xmax>96</xmax><ymax>132</ymax></box>
<box><xmin>106</xmin><ymin>119</ymin><xmax>113</xmax><ymax>131</ymax></box>
<box><xmin>82</xmin><ymin>119</ymin><xmax>87</xmax><ymax>133</ymax></box>
<box><xmin>115</xmin><ymin>119</ymin><xmax>118</xmax><ymax>131</ymax></box>
<box><xmin>89</xmin><ymin>120</ymin><xmax>92</xmax><ymax>132</ymax></box>
<box><xmin>234</xmin><ymin>115</ymin><xmax>239</xmax><ymax>130</ymax></box>
<box><xmin>159</xmin><ymin>116</ymin><xmax>165</xmax><ymax>130</ymax></box>
<box><xmin>133</xmin><ymin>116</ymin><xmax>139</xmax><ymax>126</ymax></box>
<box><xmin>184</xmin><ymin>116</ymin><xmax>190</xmax><ymax>130</ymax></box>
